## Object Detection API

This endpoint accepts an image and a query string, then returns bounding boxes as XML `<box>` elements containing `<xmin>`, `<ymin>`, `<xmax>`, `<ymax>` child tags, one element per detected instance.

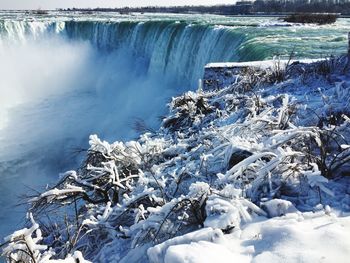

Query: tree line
<box><xmin>61</xmin><ymin>0</ymin><xmax>350</xmax><ymax>15</ymax></box>
<box><xmin>252</xmin><ymin>0</ymin><xmax>350</xmax><ymax>14</ymax></box>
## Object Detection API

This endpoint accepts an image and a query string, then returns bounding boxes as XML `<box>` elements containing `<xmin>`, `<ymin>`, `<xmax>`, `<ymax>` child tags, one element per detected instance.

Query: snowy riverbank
<box><xmin>2</xmin><ymin>56</ymin><xmax>350</xmax><ymax>262</ymax></box>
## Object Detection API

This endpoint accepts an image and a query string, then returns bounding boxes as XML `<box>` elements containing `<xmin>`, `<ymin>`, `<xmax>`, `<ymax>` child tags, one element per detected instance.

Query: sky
<box><xmin>0</xmin><ymin>0</ymin><xmax>235</xmax><ymax>10</ymax></box>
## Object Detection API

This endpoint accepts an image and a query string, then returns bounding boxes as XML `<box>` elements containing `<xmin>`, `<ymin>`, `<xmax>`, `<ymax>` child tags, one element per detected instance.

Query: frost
<box><xmin>3</xmin><ymin>57</ymin><xmax>350</xmax><ymax>262</ymax></box>
<box><xmin>2</xmin><ymin>213</ymin><xmax>90</xmax><ymax>262</ymax></box>
<box><xmin>204</xmin><ymin>197</ymin><xmax>241</xmax><ymax>230</ymax></box>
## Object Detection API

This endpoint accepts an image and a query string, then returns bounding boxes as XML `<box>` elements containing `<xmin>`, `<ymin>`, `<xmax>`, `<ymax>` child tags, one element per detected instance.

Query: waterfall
<box><xmin>1</xmin><ymin>20</ymin><xmax>246</xmax><ymax>87</ymax></box>
<box><xmin>0</xmin><ymin>20</ymin><xmax>250</xmax><ymax>237</ymax></box>
<box><xmin>0</xmin><ymin>16</ymin><xmax>347</xmax><ymax>238</ymax></box>
<box><xmin>0</xmin><ymin>19</ymin><xmax>249</xmax><ymax>167</ymax></box>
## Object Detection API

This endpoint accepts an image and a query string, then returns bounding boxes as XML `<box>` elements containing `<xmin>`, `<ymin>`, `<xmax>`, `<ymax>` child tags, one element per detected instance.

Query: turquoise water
<box><xmin>0</xmin><ymin>11</ymin><xmax>349</xmax><ymax>241</ymax></box>
<box><xmin>1</xmin><ymin>12</ymin><xmax>348</xmax><ymax>88</ymax></box>
<box><xmin>1</xmin><ymin>12</ymin><xmax>348</xmax><ymax>58</ymax></box>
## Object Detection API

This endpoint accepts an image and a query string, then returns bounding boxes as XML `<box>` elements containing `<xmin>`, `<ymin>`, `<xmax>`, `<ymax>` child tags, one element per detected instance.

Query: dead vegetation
<box><xmin>283</xmin><ymin>13</ymin><xmax>339</xmax><ymax>25</ymax></box>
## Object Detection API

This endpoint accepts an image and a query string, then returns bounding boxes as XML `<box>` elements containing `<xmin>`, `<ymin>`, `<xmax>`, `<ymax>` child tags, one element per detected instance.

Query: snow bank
<box><xmin>203</xmin><ymin>58</ymin><xmax>322</xmax><ymax>91</ymax></box>
<box><xmin>164</xmin><ymin>241</ymin><xmax>250</xmax><ymax>263</ymax></box>
<box><xmin>240</xmin><ymin>213</ymin><xmax>350</xmax><ymax>263</ymax></box>
<box><xmin>150</xmin><ymin>211</ymin><xmax>350</xmax><ymax>263</ymax></box>
<box><xmin>147</xmin><ymin>228</ymin><xmax>223</xmax><ymax>263</ymax></box>
<box><xmin>205</xmin><ymin>59</ymin><xmax>321</xmax><ymax>70</ymax></box>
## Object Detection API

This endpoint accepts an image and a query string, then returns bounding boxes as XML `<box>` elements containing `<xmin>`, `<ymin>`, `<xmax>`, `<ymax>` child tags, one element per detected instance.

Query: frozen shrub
<box><xmin>3</xmin><ymin>57</ymin><xmax>350</xmax><ymax>262</ymax></box>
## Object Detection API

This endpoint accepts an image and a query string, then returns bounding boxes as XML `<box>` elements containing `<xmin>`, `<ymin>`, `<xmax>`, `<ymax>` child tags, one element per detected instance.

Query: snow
<box><xmin>300</xmin><ymin>163</ymin><xmax>336</xmax><ymax>198</ymax></box>
<box><xmin>164</xmin><ymin>241</ymin><xmax>250</xmax><ymax>263</ymax></box>
<box><xmin>147</xmin><ymin>228</ymin><xmax>223</xmax><ymax>263</ymax></box>
<box><xmin>261</xmin><ymin>199</ymin><xmax>298</xmax><ymax>217</ymax></box>
<box><xmin>204</xmin><ymin>197</ymin><xmax>242</xmax><ymax>229</ymax></box>
<box><xmin>206</xmin><ymin>60</ymin><xmax>279</xmax><ymax>69</ymax></box>
<box><xmin>2</xmin><ymin>56</ymin><xmax>350</xmax><ymax>262</ymax></box>
<box><xmin>149</xmin><ymin>211</ymin><xmax>350</xmax><ymax>263</ymax></box>
<box><xmin>241</xmin><ymin>213</ymin><xmax>350</xmax><ymax>263</ymax></box>
<box><xmin>205</xmin><ymin>59</ymin><xmax>321</xmax><ymax>70</ymax></box>
<box><xmin>3</xmin><ymin>213</ymin><xmax>91</xmax><ymax>262</ymax></box>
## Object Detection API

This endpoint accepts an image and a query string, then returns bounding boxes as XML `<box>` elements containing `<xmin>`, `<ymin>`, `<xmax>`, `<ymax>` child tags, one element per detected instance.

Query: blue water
<box><xmin>0</xmin><ymin>11</ymin><xmax>349</xmax><ymax>240</ymax></box>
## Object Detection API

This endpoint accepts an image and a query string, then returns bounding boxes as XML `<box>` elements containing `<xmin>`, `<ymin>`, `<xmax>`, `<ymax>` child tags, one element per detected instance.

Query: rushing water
<box><xmin>0</xmin><ymin>11</ymin><xmax>349</xmax><ymax>238</ymax></box>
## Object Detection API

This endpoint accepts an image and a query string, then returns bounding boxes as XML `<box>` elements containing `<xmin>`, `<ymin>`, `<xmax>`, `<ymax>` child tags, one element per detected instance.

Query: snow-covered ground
<box><xmin>2</xmin><ymin>57</ymin><xmax>350</xmax><ymax>262</ymax></box>
<box><xmin>155</xmin><ymin>211</ymin><xmax>350</xmax><ymax>263</ymax></box>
